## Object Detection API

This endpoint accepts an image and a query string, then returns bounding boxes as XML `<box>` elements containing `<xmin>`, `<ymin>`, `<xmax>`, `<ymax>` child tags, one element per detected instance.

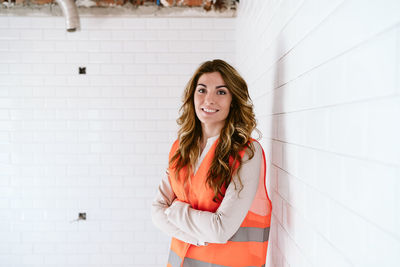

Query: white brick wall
<box><xmin>236</xmin><ymin>0</ymin><xmax>400</xmax><ymax>266</ymax></box>
<box><xmin>0</xmin><ymin>15</ymin><xmax>235</xmax><ymax>267</ymax></box>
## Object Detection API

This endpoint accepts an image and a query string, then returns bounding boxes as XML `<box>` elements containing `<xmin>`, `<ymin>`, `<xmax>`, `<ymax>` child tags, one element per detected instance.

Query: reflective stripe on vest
<box><xmin>169</xmin><ymin>249</ymin><xmax>266</xmax><ymax>267</ymax></box>
<box><xmin>229</xmin><ymin>226</ymin><xmax>270</xmax><ymax>243</ymax></box>
<box><xmin>168</xmin><ymin>226</ymin><xmax>270</xmax><ymax>267</ymax></box>
<box><xmin>168</xmin><ymin>249</ymin><xmax>183</xmax><ymax>267</ymax></box>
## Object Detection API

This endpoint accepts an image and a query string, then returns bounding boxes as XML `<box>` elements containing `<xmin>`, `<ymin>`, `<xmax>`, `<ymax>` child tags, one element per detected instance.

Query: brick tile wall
<box><xmin>236</xmin><ymin>0</ymin><xmax>400</xmax><ymax>266</ymax></box>
<box><xmin>0</xmin><ymin>16</ymin><xmax>235</xmax><ymax>267</ymax></box>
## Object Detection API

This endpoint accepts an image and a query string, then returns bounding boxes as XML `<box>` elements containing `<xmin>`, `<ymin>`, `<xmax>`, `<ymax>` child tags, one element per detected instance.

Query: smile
<box><xmin>202</xmin><ymin>108</ymin><xmax>218</xmax><ymax>113</ymax></box>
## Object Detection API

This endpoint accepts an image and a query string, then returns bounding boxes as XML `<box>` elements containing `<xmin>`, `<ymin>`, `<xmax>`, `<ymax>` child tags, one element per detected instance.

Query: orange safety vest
<box><xmin>167</xmin><ymin>138</ymin><xmax>272</xmax><ymax>267</ymax></box>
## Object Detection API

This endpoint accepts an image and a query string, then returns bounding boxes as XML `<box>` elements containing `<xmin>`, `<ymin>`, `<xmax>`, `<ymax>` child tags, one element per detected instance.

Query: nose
<box><xmin>204</xmin><ymin>92</ymin><xmax>215</xmax><ymax>105</ymax></box>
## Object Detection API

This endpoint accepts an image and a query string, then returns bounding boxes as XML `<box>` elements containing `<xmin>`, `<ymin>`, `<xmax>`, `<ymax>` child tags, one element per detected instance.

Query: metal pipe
<box><xmin>55</xmin><ymin>0</ymin><xmax>80</xmax><ymax>32</ymax></box>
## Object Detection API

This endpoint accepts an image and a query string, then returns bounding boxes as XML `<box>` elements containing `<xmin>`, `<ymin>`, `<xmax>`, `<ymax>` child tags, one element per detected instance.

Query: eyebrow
<box><xmin>197</xmin><ymin>83</ymin><xmax>228</xmax><ymax>89</ymax></box>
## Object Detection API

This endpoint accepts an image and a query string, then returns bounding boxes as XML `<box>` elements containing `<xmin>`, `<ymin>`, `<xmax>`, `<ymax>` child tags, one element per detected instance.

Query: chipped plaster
<box><xmin>0</xmin><ymin>2</ymin><xmax>236</xmax><ymax>17</ymax></box>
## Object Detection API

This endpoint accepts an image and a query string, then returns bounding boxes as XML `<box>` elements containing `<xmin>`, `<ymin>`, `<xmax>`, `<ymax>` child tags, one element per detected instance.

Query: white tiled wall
<box><xmin>0</xmin><ymin>15</ymin><xmax>235</xmax><ymax>267</ymax></box>
<box><xmin>2</xmin><ymin>1</ymin><xmax>400</xmax><ymax>266</ymax></box>
<box><xmin>236</xmin><ymin>0</ymin><xmax>400</xmax><ymax>266</ymax></box>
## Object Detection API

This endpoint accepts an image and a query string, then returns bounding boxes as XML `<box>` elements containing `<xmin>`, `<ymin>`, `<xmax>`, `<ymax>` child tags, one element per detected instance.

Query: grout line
<box><xmin>269</xmin><ymin>93</ymin><xmax>399</xmax><ymax>115</ymax></box>
<box><xmin>269</xmin><ymin>138</ymin><xmax>400</xmax><ymax>169</ymax></box>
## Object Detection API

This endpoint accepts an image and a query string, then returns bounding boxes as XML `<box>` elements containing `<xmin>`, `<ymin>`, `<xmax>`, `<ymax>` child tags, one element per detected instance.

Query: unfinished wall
<box><xmin>236</xmin><ymin>0</ymin><xmax>400</xmax><ymax>266</ymax></box>
<box><xmin>0</xmin><ymin>15</ymin><xmax>235</xmax><ymax>266</ymax></box>
<box><xmin>0</xmin><ymin>0</ymin><xmax>236</xmax><ymax>10</ymax></box>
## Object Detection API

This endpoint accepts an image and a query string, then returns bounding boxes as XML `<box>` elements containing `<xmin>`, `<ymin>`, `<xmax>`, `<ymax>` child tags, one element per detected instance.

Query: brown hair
<box><xmin>170</xmin><ymin>59</ymin><xmax>259</xmax><ymax>202</ymax></box>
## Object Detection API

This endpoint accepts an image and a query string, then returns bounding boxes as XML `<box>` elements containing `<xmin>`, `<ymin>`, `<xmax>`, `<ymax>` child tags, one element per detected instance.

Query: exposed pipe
<box><xmin>55</xmin><ymin>0</ymin><xmax>80</xmax><ymax>32</ymax></box>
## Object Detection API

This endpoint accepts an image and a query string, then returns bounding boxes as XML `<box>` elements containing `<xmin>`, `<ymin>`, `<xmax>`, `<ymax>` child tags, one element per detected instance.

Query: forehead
<box><xmin>197</xmin><ymin>72</ymin><xmax>225</xmax><ymax>85</ymax></box>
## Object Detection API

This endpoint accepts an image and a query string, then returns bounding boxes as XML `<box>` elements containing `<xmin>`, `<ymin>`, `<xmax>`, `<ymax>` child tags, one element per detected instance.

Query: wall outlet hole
<box><xmin>78</xmin><ymin>213</ymin><xmax>87</xmax><ymax>220</ymax></box>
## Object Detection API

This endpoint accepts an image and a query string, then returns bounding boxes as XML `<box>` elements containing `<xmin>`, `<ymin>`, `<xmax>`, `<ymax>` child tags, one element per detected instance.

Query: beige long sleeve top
<box><xmin>151</xmin><ymin>137</ymin><xmax>263</xmax><ymax>246</ymax></box>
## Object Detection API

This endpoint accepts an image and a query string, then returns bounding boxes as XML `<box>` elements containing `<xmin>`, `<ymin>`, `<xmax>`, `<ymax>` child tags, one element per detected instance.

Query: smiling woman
<box><xmin>194</xmin><ymin>72</ymin><xmax>232</xmax><ymax>144</ymax></box>
<box><xmin>151</xmin><ymin>59</ymin><xmax>272</xmax><ymax>267</ymax></box>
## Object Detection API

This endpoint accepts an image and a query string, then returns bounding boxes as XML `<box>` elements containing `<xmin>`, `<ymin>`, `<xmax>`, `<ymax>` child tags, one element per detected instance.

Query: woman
<box><xmin>151</xmin><ymin>59</ymin><xmax>272</xmax><ymax>267</ymax></box>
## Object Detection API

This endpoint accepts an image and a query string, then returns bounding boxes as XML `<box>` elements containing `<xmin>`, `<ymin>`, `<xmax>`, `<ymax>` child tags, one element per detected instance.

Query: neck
<box><xmin>199</xmin><ymin>123</ymin><xmax>221</xmax><ymax>152</ymax></box>
<box><xmin>201</xmin><ymin>122</ymin><xmax>223</xmax><ymax>141</ymax></box>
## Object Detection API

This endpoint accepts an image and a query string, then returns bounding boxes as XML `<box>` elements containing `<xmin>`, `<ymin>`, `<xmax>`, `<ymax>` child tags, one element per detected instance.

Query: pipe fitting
<box><xmin>55</xmin><ymin>0</ymin><xmax>80</xmax><ymax>32</ymax></box>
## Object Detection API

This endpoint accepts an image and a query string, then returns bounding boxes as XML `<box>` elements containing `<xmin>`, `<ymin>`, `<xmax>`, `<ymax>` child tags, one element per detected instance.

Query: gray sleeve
<box><xmin>151</xmin><ymin>169</ymin><xmax>203</xmax><ymax>246</ymax></box>
<box><xmin>165</xmin><ymin>142</ymin><xmax>263</xmax><ymax>244</ymax></box>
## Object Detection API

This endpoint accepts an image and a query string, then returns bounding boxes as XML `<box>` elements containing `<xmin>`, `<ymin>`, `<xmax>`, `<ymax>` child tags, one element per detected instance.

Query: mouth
<box><xmin>201</xmin><ymin>108</ymin><xmax>219</xmax><ymax>113</ymax></box>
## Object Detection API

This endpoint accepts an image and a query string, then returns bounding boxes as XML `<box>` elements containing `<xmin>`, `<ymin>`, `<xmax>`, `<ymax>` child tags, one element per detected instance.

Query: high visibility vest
<box><xmin>167</xmin><ymin>138</ymin><xmax>272</xmax><ymax>267</ymax></box>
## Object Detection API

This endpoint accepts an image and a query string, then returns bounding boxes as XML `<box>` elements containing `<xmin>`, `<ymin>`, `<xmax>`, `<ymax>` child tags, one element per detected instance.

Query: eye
<box><xmin>197</xmin><ymin>88</ymin><xmax>206</xmax><ymax>93</ymax></box>
<box><xmin>217</xmin><ymin>90</ymin><xmax>227</xmax><ymax>95</ymax></box>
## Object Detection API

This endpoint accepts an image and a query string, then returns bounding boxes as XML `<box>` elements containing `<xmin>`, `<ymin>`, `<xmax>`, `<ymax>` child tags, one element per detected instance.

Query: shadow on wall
<box><xmin>268</xmin><ymin>39</ymin><xmax>289</xmax><ymax>266</ymax></box>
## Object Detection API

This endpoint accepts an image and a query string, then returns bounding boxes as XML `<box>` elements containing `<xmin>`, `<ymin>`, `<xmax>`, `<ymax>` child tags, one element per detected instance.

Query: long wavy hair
<box><xmin>169</xmin><ymin>59</ymin><xmax>259</xmax><ymax>202</ymax></box>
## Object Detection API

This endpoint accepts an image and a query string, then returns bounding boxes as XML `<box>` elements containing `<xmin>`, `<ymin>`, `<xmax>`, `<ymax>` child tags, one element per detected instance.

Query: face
<box><xmin>194</xmin><ymin>72</ymin><xmax>232</xmax><ymax>133</ymax></box>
